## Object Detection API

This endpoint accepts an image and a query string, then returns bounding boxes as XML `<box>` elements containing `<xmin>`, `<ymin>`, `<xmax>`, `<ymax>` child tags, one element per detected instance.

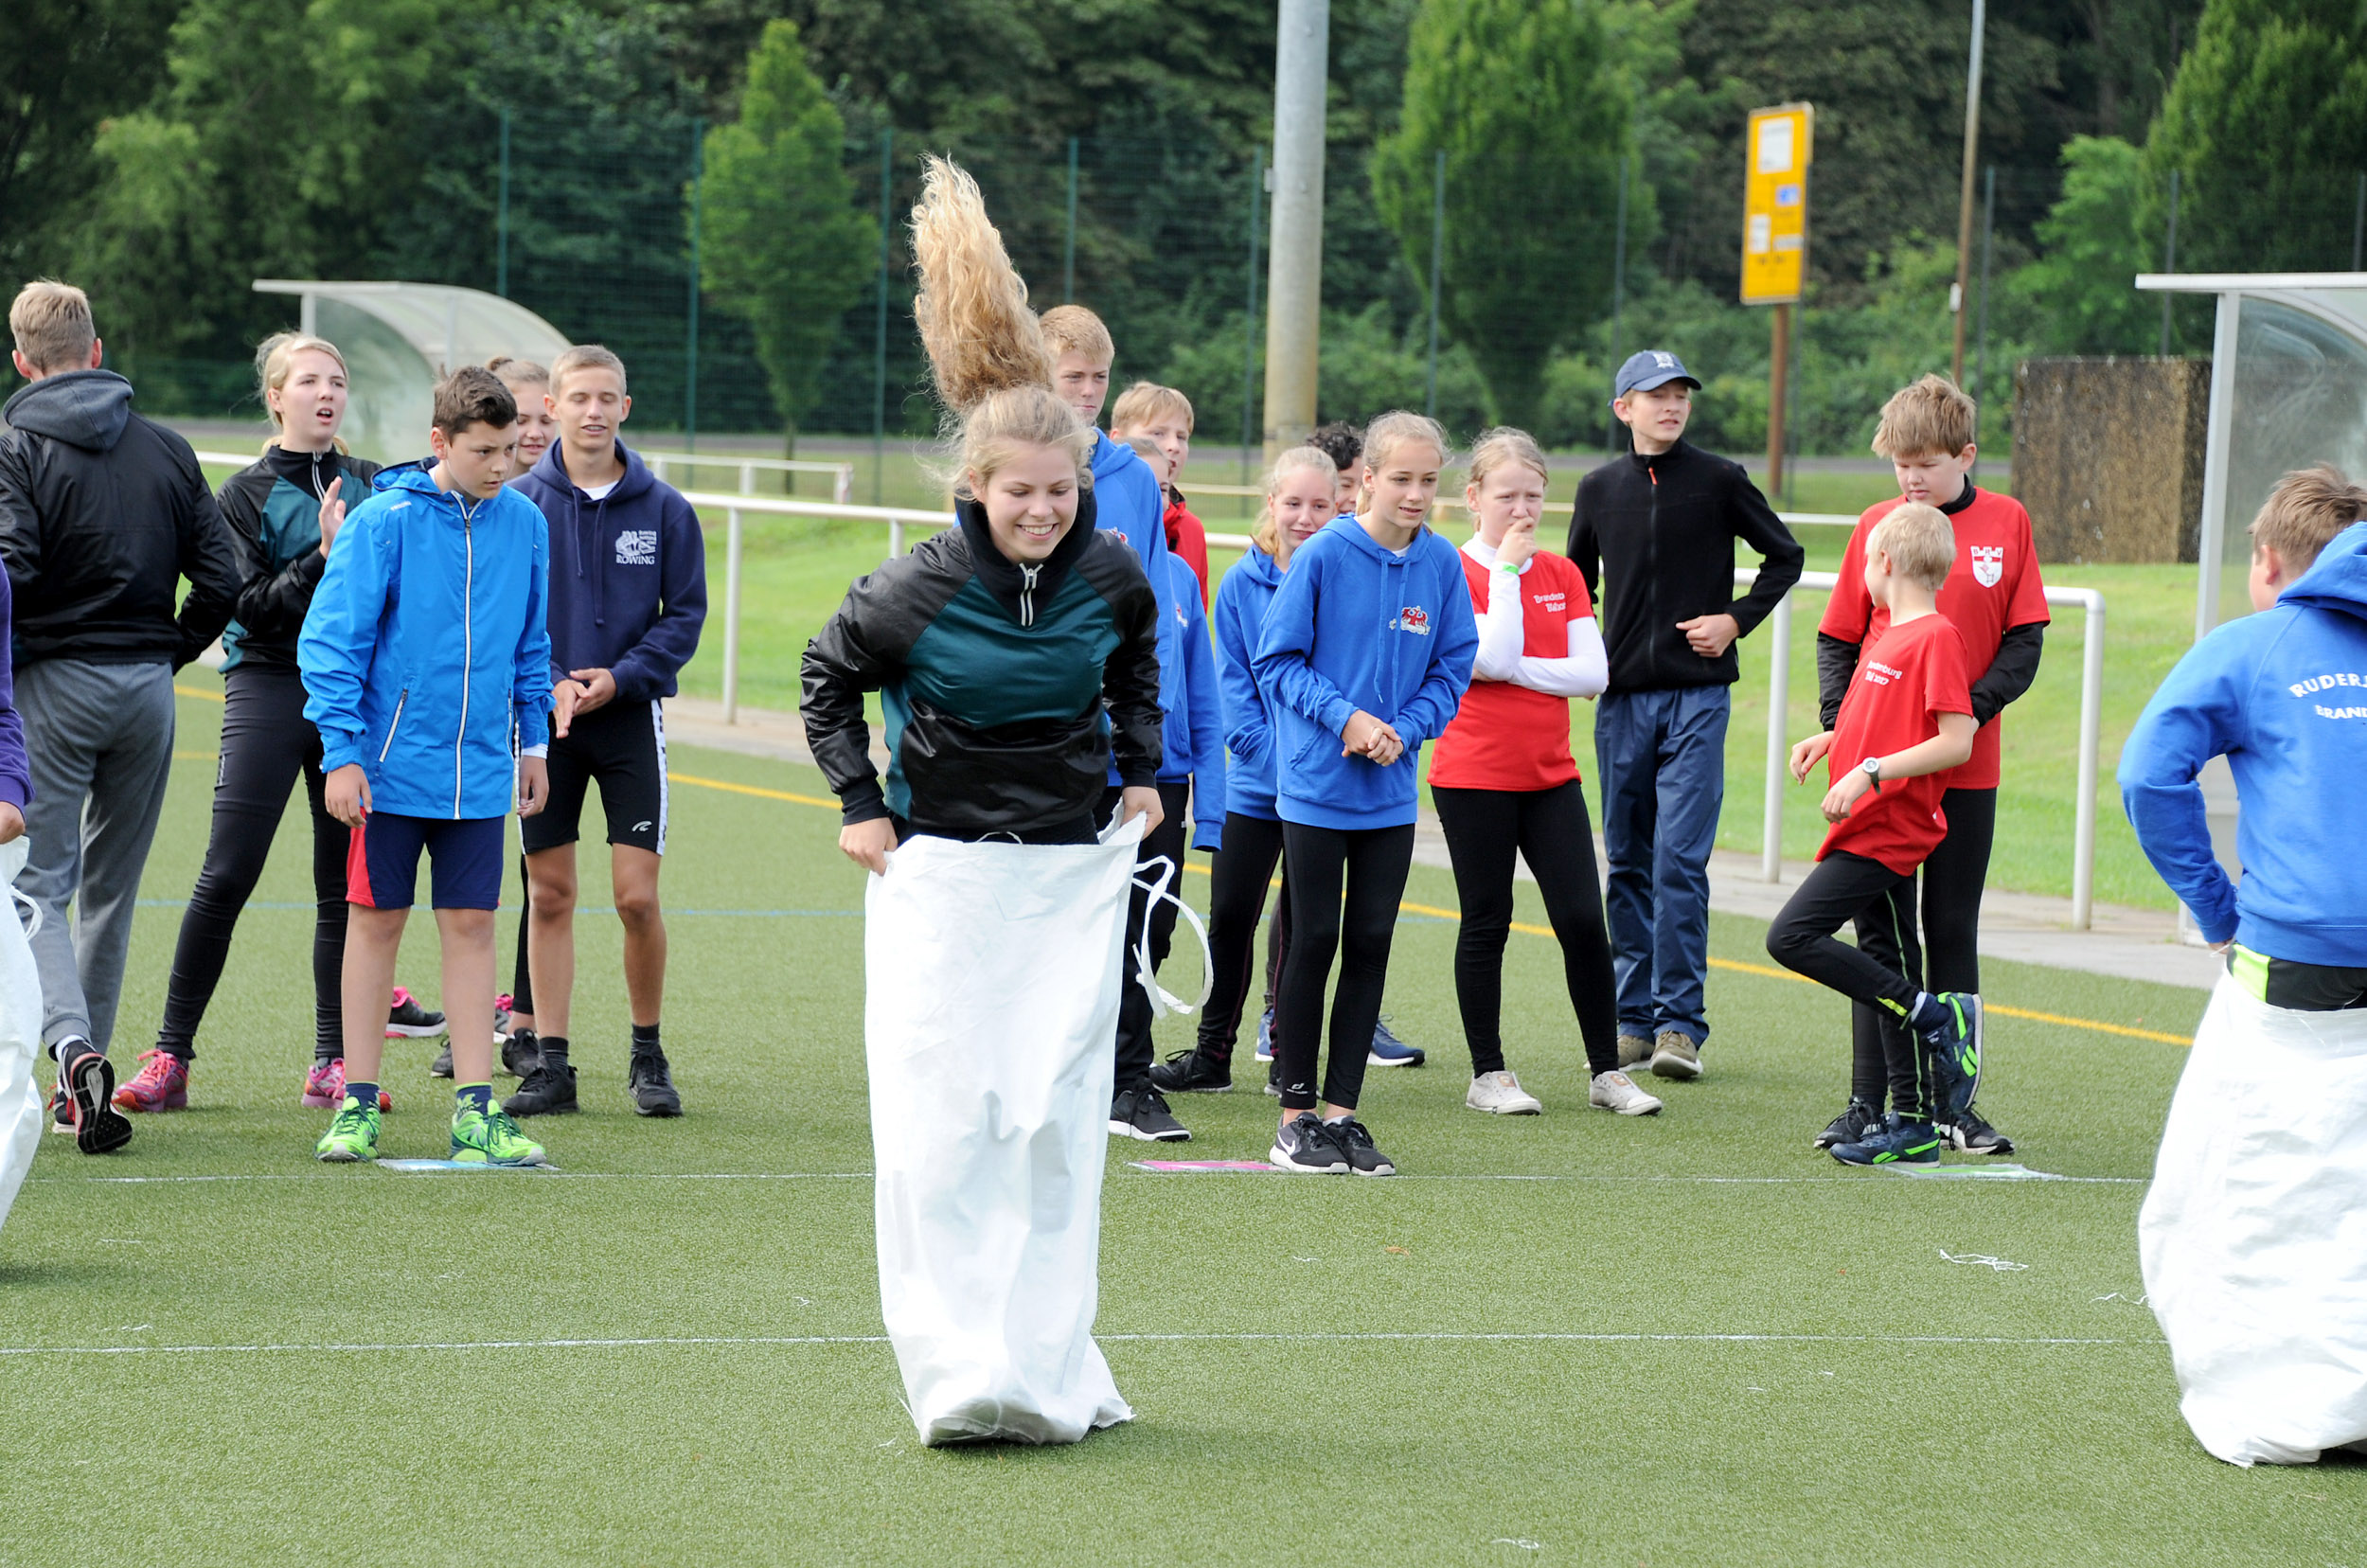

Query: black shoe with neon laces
<box><xmin>1830</xmin><ymin>1111</ymin><xmax>1942</xmax><ymax>1167</ymax></box>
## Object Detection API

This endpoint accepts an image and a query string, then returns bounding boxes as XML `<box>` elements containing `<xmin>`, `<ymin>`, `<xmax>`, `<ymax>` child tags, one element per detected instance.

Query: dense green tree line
<box><xmin>2</xmin><ymin>0</ymin><xmax>2358</xmax><ymax>452</ymax></box>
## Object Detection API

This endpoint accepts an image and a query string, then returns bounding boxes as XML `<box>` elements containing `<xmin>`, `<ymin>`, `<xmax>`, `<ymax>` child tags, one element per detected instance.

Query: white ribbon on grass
<box><xmin>1129</xmin><ymin>855</ymin><xmax>1212</xmax><ymax>1020</ymax></box>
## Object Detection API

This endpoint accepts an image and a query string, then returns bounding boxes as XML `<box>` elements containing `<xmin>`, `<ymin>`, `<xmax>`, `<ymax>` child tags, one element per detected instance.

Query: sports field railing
<box><xmin>638</xmin><ymin>453</ymin><xmax>854</xmax><ymax>506</ymax></box>
<box><xmin>192</xmin><ymin>456</ymin><xmax>2104</xmax><ymax>931</ymax></box>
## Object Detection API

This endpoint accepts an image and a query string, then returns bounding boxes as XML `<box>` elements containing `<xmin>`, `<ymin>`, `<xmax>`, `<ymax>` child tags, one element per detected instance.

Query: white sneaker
<box><xmin>1465</xmin><ymin>1070</ymin><xmax>1542</xmax><ymax>1115</ymax></box>
<box><xmin>1590</xmin><ymin>1070</ymin><xmax>1664</xmax><ymax>1116</ymax></box>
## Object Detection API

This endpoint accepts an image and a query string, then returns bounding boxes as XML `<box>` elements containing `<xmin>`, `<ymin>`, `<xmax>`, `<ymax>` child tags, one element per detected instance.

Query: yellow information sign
<box><xmin>1740</xmin><ymin>103</ymin><xmax>1813</xmax><ymax>305</ymax></box>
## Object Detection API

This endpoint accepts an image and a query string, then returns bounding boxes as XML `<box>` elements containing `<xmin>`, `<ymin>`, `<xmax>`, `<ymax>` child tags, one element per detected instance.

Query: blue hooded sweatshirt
<box><xmin>0</xmin><ymin>567</ymin><xmax>27</xmax><ymax>812</ymax></box>
<box><xmin>2119</xmin><ymin>520</ymin><xmax>2367</xmax><ymax>966</ymax></box>
<box><xmin>1211</xmin><ymin>546</ymin><xmax>1284</xmax><ymax>821</ymax></box>
<box><xmin>516</xmin><ymin>440</ymin><xmax>706</xmax><ymax>701</ymax></box>
<box><xmin>1158</xmin><ymin>552</ymin><xmax>1225</xmax><ymax>849</ymax></box>
<box><xmin>299</xmin><ymin>464</ymin><xmax>553</xmax><ymax>820</ymax></box>
<box><xmin>1254</xmin><ymin>516</ymin><xmax>1479</xmax><ymax>829</ymax></box>
<box><xmin>1094</xmin><ymin>429</ymin><xmax>1183</xmax><ymax>785</ymax></box>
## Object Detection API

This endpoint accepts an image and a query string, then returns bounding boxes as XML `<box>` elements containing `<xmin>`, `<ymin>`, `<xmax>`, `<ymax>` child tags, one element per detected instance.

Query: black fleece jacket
<box><xmin>0</xmin><ymin>369</ymin><xmax>240</xmax><ymax>667</ymax></box>
<box><xmin>1564</xmin><ymin>438</ymin><xmax>1804</xmax><ymax>693</ymax></box>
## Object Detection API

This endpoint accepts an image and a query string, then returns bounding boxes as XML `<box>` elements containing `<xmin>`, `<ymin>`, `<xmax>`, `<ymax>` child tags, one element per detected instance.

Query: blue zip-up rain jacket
<box><xmin>1095</xmin><ymin>429</ymin><xmax>1182</xmax><ymax>785</ymax></box>
<box><xmin>516</xmin><ymin>440</ymin><xmax>706</xmax><ymax>700</ymax></box>
<box><xmin>1158</xmin><ymin>552</ymin><xmax>1225</xmax><ymax>850</ymax></box>
<box><xmin>1254</xmin><ymin>516</ymin><xmax>1478</xmax><ymax>829</ymax></box>
<box><xmin>299</xmin><ymin>464</ymin><xmax>554</xmax><ymax>820</ymax></box>
<box><xmin>1211</xmin><ymin>546</ymin><xmax>1284</xmax><ymax>821</ymax></box>
<box><xmin>2119</xmin><ymin>520</ymin><xmax>2367</xmax><ymax>966</ymax></box>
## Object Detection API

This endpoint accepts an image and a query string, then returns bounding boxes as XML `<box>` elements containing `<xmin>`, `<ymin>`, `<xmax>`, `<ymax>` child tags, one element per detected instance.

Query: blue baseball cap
<box><xmin>1612</xmin><ymin>349</ymin><xmax>1700</xmax><ymax>402</ymax></box>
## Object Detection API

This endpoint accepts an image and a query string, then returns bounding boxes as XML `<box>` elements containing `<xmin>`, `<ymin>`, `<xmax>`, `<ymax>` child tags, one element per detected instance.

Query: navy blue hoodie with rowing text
<box><xmin>517</xmin><ymin>440</ymin><xmax>707</xmax><ymax>701</ymax></box>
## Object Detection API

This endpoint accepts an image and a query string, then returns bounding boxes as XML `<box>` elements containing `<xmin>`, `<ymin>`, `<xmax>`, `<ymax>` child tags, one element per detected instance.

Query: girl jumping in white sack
<box><xmin>800</xmin><ymin>156</ymin><xmax>1166</xmax><ymax>1446</ymax></box>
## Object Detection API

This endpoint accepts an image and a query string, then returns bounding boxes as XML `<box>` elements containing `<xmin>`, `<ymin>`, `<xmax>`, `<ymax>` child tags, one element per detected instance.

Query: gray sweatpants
<box><xmin>10</xmin><ymin>660</ymin><xmax>177</xmax><ymax>1054</ymax></box>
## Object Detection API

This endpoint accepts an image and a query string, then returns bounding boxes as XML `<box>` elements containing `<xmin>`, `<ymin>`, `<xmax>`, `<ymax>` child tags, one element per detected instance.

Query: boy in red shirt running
<box><xmin>1767</xmin><ymin>503</ymin><xmax>1984</xmax><ymax>1166</ymax></box>
<box><xmin>1815</xmin><ymin>375</ymin><xmax>2046</xmax><ymax>1156</ymax></box>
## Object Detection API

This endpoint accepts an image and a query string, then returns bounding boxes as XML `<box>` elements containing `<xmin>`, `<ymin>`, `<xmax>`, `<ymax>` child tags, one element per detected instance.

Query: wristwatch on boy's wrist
<box><xmin>1860</xmin><ymin>756</ymin><xmax>1883</xmax><ymax>791</ymax></box>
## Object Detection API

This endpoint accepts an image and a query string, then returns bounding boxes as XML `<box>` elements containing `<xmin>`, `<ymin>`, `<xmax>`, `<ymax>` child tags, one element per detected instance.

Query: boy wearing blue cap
<box><xmin>1566</xmin><ymin>350</ymin><xmax>1803</xmax><ymax>1080</ymax></box>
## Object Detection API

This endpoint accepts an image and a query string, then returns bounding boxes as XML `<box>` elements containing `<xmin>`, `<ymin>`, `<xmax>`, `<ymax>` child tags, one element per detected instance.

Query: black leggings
<box><xmin>155</xmin><ymin>664</ymin><xmax>345</xmax><ymax>1061</ymax></box>
<box><xmin>1848</xmin><ymin>787</ymin><xmax>1993</xmax><ymax>1106</ymax></box>
<box><xmin>1433</xmin><ymin>781</ymin><xmax>1618</xmax><ymax>1078</ymax></box>
<box><xmin>1196</xmin><ymin>812</ymin><xmax>1292</xmax><ymax>1066</ymax></box>
<box><xmin>1274</xmin><ymin>821</ymin><xmax>1415</xmax><ymax>1114</ymax></box>
<box><xmin>1765</xmin><ymin>850</ymin><xmax>1932</xmax><ymax>1120</ymax></box>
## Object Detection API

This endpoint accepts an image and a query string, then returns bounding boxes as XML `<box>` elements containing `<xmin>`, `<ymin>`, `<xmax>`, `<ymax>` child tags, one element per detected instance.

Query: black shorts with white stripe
<box><xmin>522</xmin><ymin>698</ymin><xmax>669</xmax><ymax>856</ymax></box>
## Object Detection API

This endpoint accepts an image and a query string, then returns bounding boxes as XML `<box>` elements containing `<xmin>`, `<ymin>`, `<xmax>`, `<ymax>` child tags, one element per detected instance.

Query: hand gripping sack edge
<box><xmin>2139</xmin><ymin>971</ymin><xmax>2367</xmax><ymax>1466</ymax></box>
<box><xmin>0</xmin><ymin>838</ymin><xmax>47</xmax><ymax>1236</ymax></box>
<box><xmin>864</xmin><ymin>812</ymin><xmax>1206</xmax><ymax>1446</ymax></box>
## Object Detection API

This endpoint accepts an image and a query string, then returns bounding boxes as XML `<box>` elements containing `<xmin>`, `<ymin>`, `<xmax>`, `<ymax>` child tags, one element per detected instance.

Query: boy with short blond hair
<box><xmin>1769</xmin><ymin>502</ymin><xmax>1984</xmax><ymax>1165</ymax></box>
<box><xmin>1814</xmin><ymin>372</ymin><xmax>2048</xmax><ymax>1154</ymax></box>
<box><xmin>2123</xmin><ymin>468</ymin><xmax>2367</xmax><ymax>1466</ymax></box>
<box><xmin>299</xmin><ymin>366</ymin><xmax>554</xmax><ymax>1166</ymax></box>
<box><xmin>1110</xmin><ymin>381</ymin><xmax>1208</xmax><ymax>604</ymax></box>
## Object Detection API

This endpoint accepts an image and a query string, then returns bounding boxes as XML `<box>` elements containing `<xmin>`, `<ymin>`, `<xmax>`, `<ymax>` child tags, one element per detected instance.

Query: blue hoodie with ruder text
<box><xmin>299</xmin><ymin>465</ymin><xmax>553</xmax><ymax>820</ymax></box>
<box><xmin>1253</xmin><ymin>516</ymin><xmax>1478</xmax><ymax>829</ymax></box>
<box><xmin>517</xmin><ymin>440</ymin><xmax>706</xmax><ymax>701</ymax></box>
<box><xmin>2120</xmin><ymin>520</ymin><xmax>2367</xmax><ymax>966</ymax></box>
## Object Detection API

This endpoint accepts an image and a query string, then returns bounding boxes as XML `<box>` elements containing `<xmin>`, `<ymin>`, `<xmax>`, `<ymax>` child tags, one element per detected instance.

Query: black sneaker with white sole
<box><xmin>58</xmin><ymin>1047</ymin><xmax>133</xmax><ymax>1154</ymax></box>
<box><xmin>1109</xmin><ymin>1085</ymin><xmax>1190</xmax><ymax>1142</ymax></box>
<box><xmin>1327</xmin><ymin>1115</ymin><xmax>1397</xmax><ymax>1176</ymax></box>
<box><xmin>1148</xmin><ymin>1048</ymin><xmax>1231</xmax><ymax>1095</ymax></box>
<box><xmin>429</xmin><ymin>1042</ymin><xmax>454</xmax><ymax>1078</ymax></box>
<box><xmin>1942</xmin><ymin>1104</ymin><xmax>2015</xmax><ymax>1155</ymax></box>
<box><xmin>1814</xmin><ymin>1098</ymin><xmax>1880</xmax><ymax>1150</ymax></box>
<box><xmin>628</xmin><ymin>1050</ymin><xmax>682</xmax><ymax>1117</ymax></box>
<box><xmin>1269</xmin><ymin>1113</ymin><xmax>1348</xmax><ymax>1173</ymax></box>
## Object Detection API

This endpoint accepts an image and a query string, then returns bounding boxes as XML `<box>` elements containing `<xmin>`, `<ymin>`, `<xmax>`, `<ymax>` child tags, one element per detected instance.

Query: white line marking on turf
<box><xmin>39</xmin><ymin>1169</ymin><xmax>2145</xmax><ymax>1186</ymax></box>
<box><xmin>0</xmin><ymin>1330</ymin><xmax>2165</xmax><ymax>1358</ymax></box>
<box><xmin>1938</xmin><ymin>1250</ymin><xmax>2031</xmax><ymax>1271</ymax></box>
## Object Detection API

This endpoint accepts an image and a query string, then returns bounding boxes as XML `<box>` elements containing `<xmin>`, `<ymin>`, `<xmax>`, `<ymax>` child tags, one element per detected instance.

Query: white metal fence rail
<box><xmin>641</xmin><ymin>453</ymin><xmax>853</xmax><ymax>506</ymax></box>
<box><xmin>194</xmin><ymin>454</ymin><xmax>2105</xmax><ymax>929</ymax></box>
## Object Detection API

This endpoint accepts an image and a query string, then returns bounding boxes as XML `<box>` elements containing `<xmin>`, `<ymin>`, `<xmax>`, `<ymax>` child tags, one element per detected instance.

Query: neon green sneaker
<box><xmin>451</xmin><ymin>1103</ymin><xmax>548</xmax><ymax>1167</ymax></box>
<box><xmin>315</xmin><ymin>1099</ymin><xmax>382</xmax><ymax>1163</ymax></box>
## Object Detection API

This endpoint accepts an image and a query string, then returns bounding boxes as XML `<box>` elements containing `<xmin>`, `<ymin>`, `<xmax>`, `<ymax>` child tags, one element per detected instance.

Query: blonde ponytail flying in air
<box><xmin>909</xmin><ymin>155</ymin><xmax>1095</xmax><ymax>498</ymax></box>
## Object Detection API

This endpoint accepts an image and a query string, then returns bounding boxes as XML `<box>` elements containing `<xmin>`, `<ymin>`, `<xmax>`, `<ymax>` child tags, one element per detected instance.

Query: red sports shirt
<box><xmin>1429</xmin><ymin>548</ymin><xmax>1593</xmax><ymax>791</ymax></box>
<box><xmin>1818</xmin><ymin>486</ymin><xmax>2048</xmax><ymax>790</ymax></box>
<box><xmin>1819</xmin><ymin>613</ymin><xmax>1974</xmax><ymax>875</ymax></box>
<box><xmin>1165</xmin><ymin>498</ymin><xmax>1210</xmax><ymax>607</ymax></box>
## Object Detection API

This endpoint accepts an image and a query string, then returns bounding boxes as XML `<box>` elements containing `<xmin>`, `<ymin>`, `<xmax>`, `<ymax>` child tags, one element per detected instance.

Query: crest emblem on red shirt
<box><xmin>1969</xmin><ymin>544</ymin><xmax>2003</xmax><ymax>587</ymax></box>
<box><xmin>1398</xmin><ymin>605</ymin><xmax>1431</xmax><ymax>635</ymax></box>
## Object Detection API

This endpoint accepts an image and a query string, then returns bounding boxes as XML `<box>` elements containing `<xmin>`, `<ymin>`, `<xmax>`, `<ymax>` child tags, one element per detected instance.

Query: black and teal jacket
<box><xmin>800</xmin><ymin>492</ymin><xmax>1163</xmax><ymax>837</ymax></box>
<box><xmin>215</xmin><ymin>445</ymin><xmax>382</xmax><ymax>671</ymax></box>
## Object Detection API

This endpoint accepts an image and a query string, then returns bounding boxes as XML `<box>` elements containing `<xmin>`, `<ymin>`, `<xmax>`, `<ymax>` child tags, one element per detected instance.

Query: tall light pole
<box><xmin>1949</xmin><ymin>0</ymin><xmax>1986</xmax><ymax>386</ymax></box>
<box><xmin>1262</xmin><ymin>0</ymin><xmax>1328</xmax><ymax>458</ymax></box>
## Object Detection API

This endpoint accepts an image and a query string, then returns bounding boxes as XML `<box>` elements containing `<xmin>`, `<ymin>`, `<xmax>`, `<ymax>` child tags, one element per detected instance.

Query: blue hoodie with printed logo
<box><xmin>1253</xmin><ymin>516</ymin><xmax>1478</xmax><ymax>829</ymax></box>
<box><xmin>2120</xmin><ymin>520</ymin><xmax>2367</xmax><ymax>966</ymax></box>
<box><xmin>516</xmin><ymin>440</ymin><xmax>706</xmax><ymax>702</ymax></box>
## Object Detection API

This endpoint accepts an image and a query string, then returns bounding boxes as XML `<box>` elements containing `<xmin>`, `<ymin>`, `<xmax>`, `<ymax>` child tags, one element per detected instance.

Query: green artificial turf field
<box><xmin>5</xmin><ymin>686</ymin><xmax>2357</xmax><ymax>1566</ymax></box>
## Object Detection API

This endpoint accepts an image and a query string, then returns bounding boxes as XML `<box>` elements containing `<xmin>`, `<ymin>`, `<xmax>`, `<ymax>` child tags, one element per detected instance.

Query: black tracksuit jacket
<box><xmin>1564</xmin><ymin>438</ymin><xmax>1804</xmax><ymax>694</ymax></box>
<box><xmin>0</xmin><ymin>369</ymin><xmax>240</xmax><ymax>668</ymax></box>
<box><xmin>800</xmin><ymin>492</ymin><xmax>1164</xmax><ymax>839</ymax></box>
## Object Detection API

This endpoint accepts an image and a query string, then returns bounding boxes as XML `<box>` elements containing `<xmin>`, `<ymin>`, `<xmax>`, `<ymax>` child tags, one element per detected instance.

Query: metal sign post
<box><xmin>1742</xmin><ymin>103</ymin><xmax>1813</xmax><ymax>494</ymax></box>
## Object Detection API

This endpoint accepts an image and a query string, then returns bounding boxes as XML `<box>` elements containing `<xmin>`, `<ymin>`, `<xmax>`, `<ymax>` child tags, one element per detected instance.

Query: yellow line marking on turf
<box><xmin>174</xmin><ymin>685</ymin><xmax>224</xmax><ymax>703</ymax></box>
<box><xmin>665</xmin><ymin>772</ymin><xmax>842</xmax><ymax>811</ymax></box>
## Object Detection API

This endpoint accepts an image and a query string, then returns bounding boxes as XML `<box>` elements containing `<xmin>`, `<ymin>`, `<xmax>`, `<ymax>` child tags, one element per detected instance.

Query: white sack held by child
<box><xmin>2140</xmin><ymin>972</ymin><xmax>2367</xmax><ymax>1466</ymax></box>
<box><xmin>0</xmin><ymin>838</ymin><xmax>48</xmax><ymax>1236</ymax></box>
<box><xmin>865</xmin><ymin>816</ymin><xmax>1145</xmax><ymax>1446</ymax></box>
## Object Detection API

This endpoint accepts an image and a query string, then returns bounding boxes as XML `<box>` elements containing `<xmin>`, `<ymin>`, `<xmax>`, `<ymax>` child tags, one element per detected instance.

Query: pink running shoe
<box><xmin>301</xmin><ymin>1059</ymin><xmax>392</xmax><ymax>1113</ymax></box>
<box><xmin>112</xmin><ymin>1050</ymin><xmax>189</xmax><ymax>1113</ymax></box>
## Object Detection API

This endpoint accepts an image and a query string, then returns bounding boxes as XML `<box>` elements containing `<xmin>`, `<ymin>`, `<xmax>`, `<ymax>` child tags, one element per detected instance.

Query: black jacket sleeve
<box><xmin>1100</xmin><ymin>556</ymin><xmax>1165</xmax><ymax>789</ymax></box>
<box><xmin>1968</xmin><ymin>621</ymin><xmax>2045</xmax><ymax>727</ymax></box>
<box><xmin>220</xmin><ymin>476</ymin><xmax>330</xmax><ymax>641</ymax></box>
<box><xmin>800</xmin><ymin>563</ymin><xmax>911</xmax><ymax>826</ymax></box>
<box><xmin>171</xmin><ymin>446</ymin><xmax>243</xmax><ymax>668</ymax></box>
<box><xmin>1565</xmin><ymin>485</ymin><xmax>1601</xmax><ymax>605</ymax></box>
<box><xmin>1817</xmin><ymin>632</ymin><xmax>1860</xmax><ymax>732</ymax></box>
<box><xmin>1723</xmin><ymin>466</ymin><xmax>1804</xmax><ymax>636</ymax></box>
